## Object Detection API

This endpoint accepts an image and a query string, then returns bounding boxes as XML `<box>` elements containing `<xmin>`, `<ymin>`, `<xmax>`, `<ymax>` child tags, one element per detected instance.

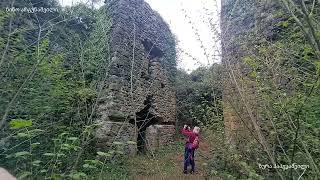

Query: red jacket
<box><xmin>181</xmin><ymin>128</ymin><xmax>199</xmax><ymax>149</ymax></box>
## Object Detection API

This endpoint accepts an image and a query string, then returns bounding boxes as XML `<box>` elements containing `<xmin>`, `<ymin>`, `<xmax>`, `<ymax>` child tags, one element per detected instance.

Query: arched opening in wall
<box><xmin>142</xmin><ymin>39</ymin><xmax>163</xmax><ymax>60</ymax></box>
<box><xmin>129</xmin><ymin>95</ymin><xmax>159</xmax><ymax>153</ymax></box>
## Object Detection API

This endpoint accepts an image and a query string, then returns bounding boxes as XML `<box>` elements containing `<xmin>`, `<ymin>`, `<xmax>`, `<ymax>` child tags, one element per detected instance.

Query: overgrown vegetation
<box><xmin>1</xmin><ymin>0</ymin><xmax>319</xmax><ymax>179</ymax></box>
<box><xmin>204</xmin><ymin>0</ymin><xmax>320</xmax><ymax>179</ymax></box>
<box><xmin>0</xmin><ymin>1</ymin><xmax>129</xmax><ymax>179</ymax></box>
<box><xmin>176</xmin><ymin>65</ymin><xmax>223</xmax><ymax>129</ymax></box>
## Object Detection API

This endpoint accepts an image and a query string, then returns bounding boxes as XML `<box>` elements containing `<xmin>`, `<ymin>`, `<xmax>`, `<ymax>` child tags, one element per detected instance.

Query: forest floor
<box><xmin>126</xmin><ymin>134</ymin><xmax>220</xmax><ymax>180</ymax></box>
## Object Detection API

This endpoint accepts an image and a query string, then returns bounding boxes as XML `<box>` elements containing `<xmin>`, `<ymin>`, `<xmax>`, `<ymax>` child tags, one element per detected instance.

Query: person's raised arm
<box><xmin>181</xmin><ymin>125</ymin><xmax>193</xmax><ymax>136</ymax></box>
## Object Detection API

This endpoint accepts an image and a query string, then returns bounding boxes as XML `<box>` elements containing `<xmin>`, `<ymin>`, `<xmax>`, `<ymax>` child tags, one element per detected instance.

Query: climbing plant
<box><xmin>214</xmin><ymin>0</ymin><xmax>320</xmax><ymax>179</ymax></box>
<box><xmin>0</xmin><ymin>1</ymin><xmax>130</xmax><ymax>179</ymax></box>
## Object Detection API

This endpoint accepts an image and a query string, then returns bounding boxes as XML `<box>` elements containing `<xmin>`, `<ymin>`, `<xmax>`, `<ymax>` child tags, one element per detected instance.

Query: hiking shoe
<box><xmin>183</xmin><ymin>170</ymin><xmax>188</xmax><ymax>174</ymax></box>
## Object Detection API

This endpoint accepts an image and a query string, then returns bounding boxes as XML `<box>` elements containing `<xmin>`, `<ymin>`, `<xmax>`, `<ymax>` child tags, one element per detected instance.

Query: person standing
<box><xmin>181</xmin><ymin>125</ymin><xmax>200</xmax><ymax>174</ymax></box>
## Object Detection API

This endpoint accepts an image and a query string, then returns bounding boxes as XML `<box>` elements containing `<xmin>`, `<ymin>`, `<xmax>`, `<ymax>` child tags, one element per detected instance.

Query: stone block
<box><xmin>145</xmin><ymin>125</ymin><xmax>158</xmax><ymax>152</ymax></box>
<box><xmin>96</xmin><ymin>121</ymin><xmax>137</xmax><ymax>156</ymax></box>
<box><xmin>145</xmin><ymin>125</ymin><xmax>175</xmax><ymax>152</ymax></box>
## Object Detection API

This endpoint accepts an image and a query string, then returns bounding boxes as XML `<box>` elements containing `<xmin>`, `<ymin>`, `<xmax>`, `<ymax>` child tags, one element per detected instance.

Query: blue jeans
<box><xmin>184</xmin><ymin>144</ymin><xmax>195</xmax><ymax>172</ymax></box>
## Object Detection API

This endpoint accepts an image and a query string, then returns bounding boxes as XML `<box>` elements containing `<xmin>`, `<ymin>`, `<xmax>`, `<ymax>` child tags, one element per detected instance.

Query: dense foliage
<box><xmin>202</xmin><ymin>1</ymin><xmax>320</xmax><ymax>179</ymax></box>
<box><xmin>0</xmin><ymin>0</ymin><xmax>319</xmax><ymax>179</ymax></box>
<box><xmin>0</xmin><ymin>1</ymin><xmax>129</xmax><ymax>179</ymax></box>
<box><xmin>176</xmin><ymin>65</ymin><xmax>223</xmax><ymax>129</ymax></box>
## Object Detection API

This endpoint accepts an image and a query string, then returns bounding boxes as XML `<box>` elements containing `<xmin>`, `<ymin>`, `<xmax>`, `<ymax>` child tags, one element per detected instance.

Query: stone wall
<box><xmin>97</xmin><ymin>0</ymin><xmax>176</xmax><ymax>123</ymax></box>
<box><xmin>145</xmin><ymin>125</ymin><xmax>175</xmax><ymax>152</ymax></box>
<box><xmin>96</xmin><ymin>121</ymin><xmax>137</xmax><ymax>155</ymax></box>
<box><xmin>96</xmin><ymin>0</ymin><xmax>177</xmax><ymax>154</ymax></box>
<box><xmin>221</xmin><ymin>0</ymin><xmax>283</xmax><ymax>146</ymax></box>
<box><xmin>145</xmin><ymin>125</ymin><xmax>158</xmax><ymax>152</ymax></box>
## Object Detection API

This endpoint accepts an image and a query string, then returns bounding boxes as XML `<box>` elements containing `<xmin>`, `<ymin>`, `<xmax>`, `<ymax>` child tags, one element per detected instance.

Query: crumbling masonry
<box><xmin>96</xmin><ymin>0</ymin><xmax>177</xmax><ymax>155</ymax></box>
<box><xmin>221</xmin><ymin>0</ymin><xmax>285</xmax><ymax>147</ymax></box>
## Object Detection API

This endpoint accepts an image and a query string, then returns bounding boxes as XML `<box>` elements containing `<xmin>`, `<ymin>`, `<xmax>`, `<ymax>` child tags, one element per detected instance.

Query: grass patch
<box><xmin>126</xmin><ymin>141</ymin><xmax>185</xmax><ymax>178</ymax></box>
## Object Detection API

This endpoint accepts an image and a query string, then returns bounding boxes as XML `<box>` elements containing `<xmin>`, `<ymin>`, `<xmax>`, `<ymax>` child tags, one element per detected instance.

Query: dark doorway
<box><xmin>129</xmin><ymin>95</ymin><xmax>159</xmax><ymax>153</ymax></box>
<box><xmin>136</xmin><ymin>109</ymin><xmax>158</xmax><ymax>153</ymax></box>
<box><xmin>142</xmin><ymin>39</ymin><xmax>164</xmax><ymax>60</ymax></box>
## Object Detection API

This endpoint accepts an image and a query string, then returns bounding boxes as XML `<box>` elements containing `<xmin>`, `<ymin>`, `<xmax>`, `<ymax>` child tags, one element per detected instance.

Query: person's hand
<box><xmin>183</xmin><ymin>125</ymin><xmax>187</xmax><ymax>129</ymax></box>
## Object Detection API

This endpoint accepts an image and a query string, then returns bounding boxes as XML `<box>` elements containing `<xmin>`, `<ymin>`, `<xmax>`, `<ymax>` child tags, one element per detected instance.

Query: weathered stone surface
<box><xmin>96</xmin><ymin>0</ymin><xmax>177</xmax><ymax>154</ymax></box>
<box><xmin>145</xmin><ymin>125</ymin><xmax>158</xmax><ymax>152</ymax></box>
<box><xmin>157</xmin><ymin>125</ymin><xmax>175</xmax><ymax>146</ymax></box>
<box><xmin>221</xmin><ymin>0</ymin><xmax>283</xmax><ymax>145</ymax></box>
<box><xmin>96</xmin><ymin>121</ymin><xmax>137</xmax><ymax>156</ymax></box>
<box><xmin>97</xmin><ymin>0</ymin><xmax>176</xmax><ymax>123</ymax></box>
<box><xmin>145</xmin><ymin>125</ymin><xmax>175</xmax><ymax>152</ymax></box>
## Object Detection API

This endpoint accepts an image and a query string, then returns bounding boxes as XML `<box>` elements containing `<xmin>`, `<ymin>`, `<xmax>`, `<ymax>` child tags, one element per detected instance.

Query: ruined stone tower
<box><xmin>96</xmin><ymin>0</ymin><xmax>177</xmax><ymax>154</ymax></box>
<box><xmin>221</xmin><ymin>1</ymin><xmax>320</xmax><ymax>175</ymax></box>
<box><xmin>221</xmin><ymin>0</ymin><xmax>282</xmax><ymax>147</ymax></box>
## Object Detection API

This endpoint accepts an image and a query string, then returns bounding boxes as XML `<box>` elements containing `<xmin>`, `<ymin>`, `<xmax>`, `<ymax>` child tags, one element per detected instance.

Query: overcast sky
<box><xmin>58</xmin><ymin>0</ymin><xmax>221</xmax><ymax>73</ymax></box>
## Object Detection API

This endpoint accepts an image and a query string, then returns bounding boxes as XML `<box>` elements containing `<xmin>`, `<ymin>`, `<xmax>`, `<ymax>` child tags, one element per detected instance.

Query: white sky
<box><xmin>58</xmin><ymin>0</ymin><xmax>221</xmax><ymax>73</ymax></box>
